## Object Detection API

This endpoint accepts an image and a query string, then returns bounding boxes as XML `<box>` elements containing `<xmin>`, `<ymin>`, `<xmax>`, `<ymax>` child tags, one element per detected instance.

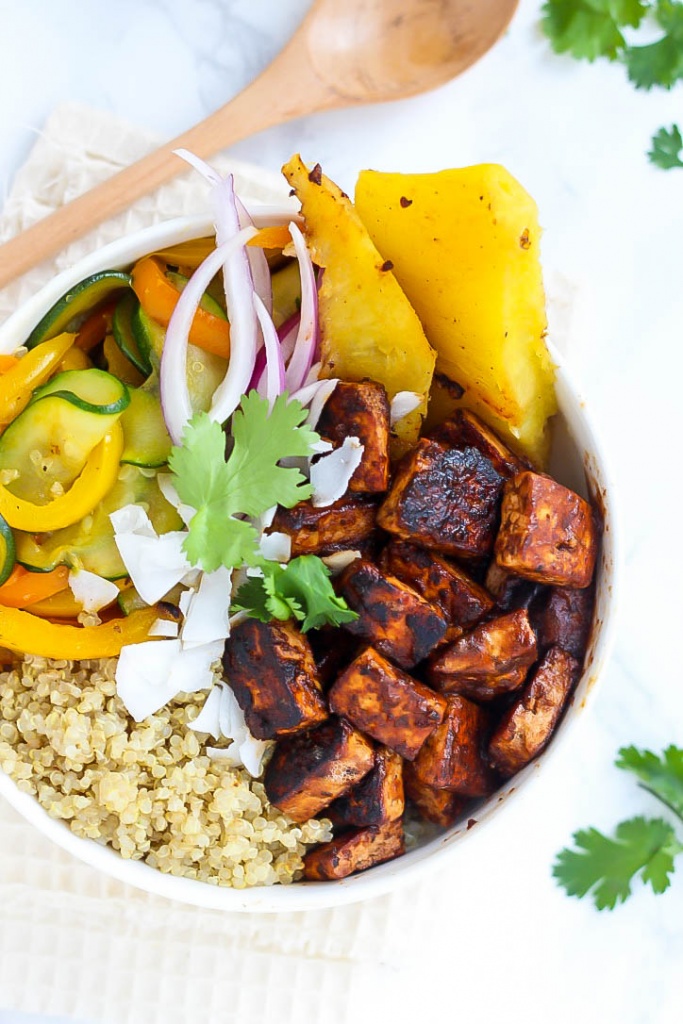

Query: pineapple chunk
<box><xmin>354</xmin><ymin>165</ymin><xmax>557</xmax><ymax>466</ymax></box>
<box><xmin>282</xmin><ymin>156</ymin><xmax>436</xmax><ymax>455</ymax></box>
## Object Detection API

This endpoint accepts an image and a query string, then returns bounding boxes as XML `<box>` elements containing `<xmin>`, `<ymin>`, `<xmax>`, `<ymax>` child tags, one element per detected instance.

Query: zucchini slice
<box><xmin>31</xmin><ymin>368</ymin><xmax>130</xmax><ymax>415</ymax></box>
<box><xmin>0</xmin><ymin>513</ymin><xmax>16</xmax><ymax>586</ymax></box>
<box><xmin>26</xmin><ymin>271</ymin><xmax>132</xmax><ymax>349</ymax></box>
<box><xmin>15</xmin><ymin>468</ymin><xmax>182</xmax><ymax>579</ymax></box>
<box><xmin>120</xmin><ymin>385</ymin><xmax>173</xmax><ymax>467</ymax></box>
<box><xmin>112</xmin><ymin>293</ymin><xmax>153</xmax><ymax>376</ymax></box>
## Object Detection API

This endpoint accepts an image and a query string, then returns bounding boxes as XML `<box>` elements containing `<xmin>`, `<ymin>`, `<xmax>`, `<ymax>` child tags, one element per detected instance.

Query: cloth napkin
<box><xmin>0</xmin><ymin>102</ymin><xmax>452</xmax><ymax>1024</ymax></box>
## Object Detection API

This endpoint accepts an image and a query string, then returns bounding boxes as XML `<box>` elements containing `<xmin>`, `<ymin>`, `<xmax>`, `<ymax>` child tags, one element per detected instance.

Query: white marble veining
<box><xmin>0</xmin><ymin>0</ymin><xmax>682</xmax><ymax>1021</ymax></box>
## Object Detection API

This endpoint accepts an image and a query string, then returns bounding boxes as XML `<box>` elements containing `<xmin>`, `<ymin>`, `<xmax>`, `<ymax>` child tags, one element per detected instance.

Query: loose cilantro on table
<box><xmin>554</xmin><ymin>745</ymin><xmax>683</xmax><ymax>908</ymax></box>
<box><xmin>648</xmin><ymin>122</ymin><xmax>683</xmax><ymax>165</ymax></box>
<box><xmin>541</xmin><ymin>0</ymin><xmax>683</xmax><ymax>167</ymax></box>
<box><xmin>233</xmin><ymin>555</ymin><xmax>359</xmax><ymax>632</ymax></box>
<box><xmin>168</xmin><ymin>393</ymin><xmax>318</xmax><ymax>572</ymax></box>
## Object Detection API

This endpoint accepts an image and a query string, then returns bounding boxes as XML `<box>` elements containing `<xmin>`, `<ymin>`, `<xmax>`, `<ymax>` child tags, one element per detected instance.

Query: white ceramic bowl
<box><xmin>0</xmin><ymin>215</ymin><xmax>618</xmax><ymax>912</ymax></box>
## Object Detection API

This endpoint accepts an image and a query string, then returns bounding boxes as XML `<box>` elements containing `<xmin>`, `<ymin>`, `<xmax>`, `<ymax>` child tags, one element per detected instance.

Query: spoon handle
<box><xmin>0</xmin><ymin>24</ymin><xmax>332</xmax><ymax>291</ymax></box>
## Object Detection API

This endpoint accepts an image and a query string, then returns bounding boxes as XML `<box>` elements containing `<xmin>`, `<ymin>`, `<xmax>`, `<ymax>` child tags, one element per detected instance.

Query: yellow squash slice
<box><xmin>282</xmin><ymin>155</ymin><xmax>436</xmax><ymax>455</ymax></box>
<box><xmin>354</xmin><ymin>165</ymin><xmax>557</xmax><ymax>466</ymax></box>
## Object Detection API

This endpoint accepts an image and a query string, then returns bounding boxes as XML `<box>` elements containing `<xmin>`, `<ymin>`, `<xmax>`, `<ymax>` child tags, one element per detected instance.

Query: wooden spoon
<box><xmin>0</xmin><ymin>0</ymin><xmax>518</xmax><ymax>290</ymax></box>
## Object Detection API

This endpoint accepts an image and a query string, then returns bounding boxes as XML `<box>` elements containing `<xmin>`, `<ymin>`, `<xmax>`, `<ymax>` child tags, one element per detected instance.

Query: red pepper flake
<box><xmin>380</xmin><ymin>260</ymin><xmax>394</xmax><ymax>272</ymax></box>
<box><xmin>434</xmin><ymin>371</ymin><xmax>465</xmax><ymax>400</ymax></box>
<box><xmin>519</xmin><ymin>229</ymin><xmax>531</xmax><ymax>250</ymax></box>
<box><xmin>288</xmin><ymin>188</ymin><xmax>296</xmax><ymax>197</ymax></box>
<box><xmin>308</xmin><ymin>164</ymin><xmax>323</xmax><ymax>185</ymax></box>
<box><xmin>400</xmin><ymin>196</ymin><xmax>413</xmax><ymax>208</ymax></box>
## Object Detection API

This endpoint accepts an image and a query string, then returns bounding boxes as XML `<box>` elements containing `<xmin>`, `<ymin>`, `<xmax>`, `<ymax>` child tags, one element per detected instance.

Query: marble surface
<box><xmin>0</xmin><ymin>0</ymin><xmax>682</xmax><ymax>1021</ymax></box>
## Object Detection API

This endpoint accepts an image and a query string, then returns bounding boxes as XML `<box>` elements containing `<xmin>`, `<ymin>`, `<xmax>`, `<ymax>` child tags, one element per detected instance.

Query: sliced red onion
<box><xmin>248</xmin><ymin>346</ymin><xmax>267</xmax><ymax>393</ymax></box>
<box><xmin>253</xmin><ymin>294</ymin><xmax>285</xmax><ymax>406</ymax></box>
<box><xmin>160</xmin><ymin>230</ymin><xmax>255</xmax><ymax>444</ymax></box>
<box><xmin>174</xmin><ymin>148</ymin><xmax>221</xmax><ymax>186</ymax></box>
<box><xmin>210</xmin><ymin>175</ymin><xmax>262</xmax><ymax>425</ymax></box>
<box><xmin>236</xmin><ymin>195</ymin><xmax>272</xmax><ymax>316</ymax></box>
<box><xmin>284</xmin><ymin>221</ymin><xmax>319</xmax><ymax>393</ymax></box>
<box><xmin>279</xmin><ymin>313</ymin><xmax>300</xmax><ymax>365</ymax></box>
<box><xmin>310</xmin><ymin>437</ymin><xmax>364</xmax><ymax>507</ymax></box>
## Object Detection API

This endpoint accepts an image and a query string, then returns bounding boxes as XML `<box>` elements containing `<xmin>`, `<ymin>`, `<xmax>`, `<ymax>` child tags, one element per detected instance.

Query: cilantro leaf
<box><xmin>233</xmin><ymin>555</ymin><xmax>359</xmax><ymax>632</ymax></box>
<box><xmin>617</xmin><ymin>745</ymin><xmax>683</xmax><ymax>818</ymax></box>
<box><xmin>168</xmin><ymin>394</ymin><xmax>320</xmax><ymax>572</ymax></box>
<box><xmin>649</xmin><ymin>123</ymin><xmax>683</xmax><ymax>167</ymax></box>
<box><xmin>227</xmin><ymin>391</ymin><xmax>318</xmax><ymax>517</ymax></box>
<box><xmin>541</xmin><ymin>0</ymin><xmax>648</xmax><ymax>61</ymax></box>
<box><xmin>624</xmin><ymin>2</ymin><xmax>683</xmax><ymax>90</ymax></box>
<box><xmin>553</xmin><ymin>816</ymin><xmax>683</xmax><ymax>909</ymax></box>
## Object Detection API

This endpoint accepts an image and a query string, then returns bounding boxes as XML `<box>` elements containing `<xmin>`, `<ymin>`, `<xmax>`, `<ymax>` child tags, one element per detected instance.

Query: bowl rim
<box><xmin>0</xmin><ymin>214</ymin><xmax>620</xmax><ymax>912</ymax></box>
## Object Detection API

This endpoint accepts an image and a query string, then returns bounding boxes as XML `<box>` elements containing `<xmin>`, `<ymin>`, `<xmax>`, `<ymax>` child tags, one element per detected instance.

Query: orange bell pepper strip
<box><xmin>0</xmin><ymin>332</ymin><xmax>76</xmax><ymax>426</ymax></box>
<box><xmin>75</xmin><ymin>300</ymin><xmax>118</xmax><ymax>352</ymax></box>
<box><xmin>0</xmin><ymin>604</ymin><xmax>160</xmax><ymax>659</ymax></box>
<box><xmin>0</xmin><ymin>421</ymin><xmax>124</xmax><ymax>532</ymax></box>
<box><xmin>131</xmin><ymin>257</ymin><xmax>230</xmax><ymax>359</ymax></box>
<box><xmin>0</xmin><ymin>565</ymin><xmax>70</xmax><ymax>609</ymax></box>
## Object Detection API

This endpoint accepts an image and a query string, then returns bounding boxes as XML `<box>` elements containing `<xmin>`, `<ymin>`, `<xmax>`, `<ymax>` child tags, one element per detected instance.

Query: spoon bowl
<box><xmin>0</xmin><ymin>0</ymin><xmax>519</xmax><ymax>290</ymax></box>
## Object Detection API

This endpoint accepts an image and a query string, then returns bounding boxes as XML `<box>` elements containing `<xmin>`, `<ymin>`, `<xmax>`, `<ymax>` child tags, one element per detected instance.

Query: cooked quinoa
<box><xmin>0</xmin><ymin>655</ymin><xmax>332</xmax><ymax>887</ymax></box>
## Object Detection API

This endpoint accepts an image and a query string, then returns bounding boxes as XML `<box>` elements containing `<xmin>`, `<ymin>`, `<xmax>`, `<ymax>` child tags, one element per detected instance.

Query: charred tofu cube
<box><xmin>495</xmin><ymin>471</ymin><xmax>598</xmax><ymax>588</ymax></box>
<box><xmin>329</xmin><ymin>647</ymin><xmax>447</xmax><ymax>760</ymax></box>
<box><xmin>410</xmin><ymin>694</ymin><xmax>495</xmax><ymax>797</ymax></box>
<box><xmin>381</xmin><ymin>540</ymin><xmax>494</xmax><ymax>628</ymax></box>
<box><xmin>428</xmin><ymin>609</ymin><xmax>538</xmax><ymax>701</ymax></box>
<box><xmin>536</xmin><ymin>584</ymin><xmax>594</xmax><ymax>660</ymax></box>
<box><xmin>403</xmin><ymin>764</ymin><xmax>468</xmax><ymax>827</ymax></box>
<box><xmin>430</xmin><ymin>410</ymin><xmax>526</xmax><ymax>478</ymax></box>
<box><xmin>222</xmin><ymin>619</ymin><xmax>327</xmax><ymax>740</ymax></box>
<box><xmin>377</xmin><ymin>439</ymin><xmax>504</xmax><ymax>559</ymax></box>
<box><xmin>337</xmin><ymin>558</ymin><xmax>447</xmax><ymax>669</ymax></box>
<box><xmin>489</xmin><ymin>646</ymin><xmax>580</xmax><ymax>776</ymax></box>
<box><xmin>307</xmin><ymin>625</ymin><xmax>360</xmax><ymax>689</ymax></box>
<box><xmin>303</xmin><ymin>819</ymin><xmax>405</xmax><ymax>880</ymax></box>
<box><xmin>485</xmin><ymin>562</ymin><xmax>545</xmax><ymax>613</ymax></box>
<box><xmin>264</xmin><ymin>716</ymin><xmax>374</xmax><ymax>821</ymax></box>
<box><xmin>270</xmin><ymin>494</ymin><xmax>378</xmax><ymax>557</ymax></box>
<box><xmin>327</xmin><ymin>746</ymin><xmax>404</xmax><ymax>827</ymax></box>
<box><xmin>316</xmin><ymin>380</ymin><xmax>390</xmax><ymax>493</ymax></box>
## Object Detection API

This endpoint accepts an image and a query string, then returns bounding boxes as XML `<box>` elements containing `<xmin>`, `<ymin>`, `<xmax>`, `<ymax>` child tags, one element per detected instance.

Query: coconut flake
<box><xmin>149</xmin><ymin>618</ymin><xmax>180</xmax><ymax>638</ymax></box>
<box><xmin>156</xmin><ymin>473</ymin><xmax>197</xmax><ymax>527</ymax></box>
<box><xmin>310</xmin><ymin>437</ymin><xmax>364</xmax><ymax>507</ymax></box>
<box><xmin>188</xmin><ymin>683</ymin><xmax>224</xmax><ymax>739</ymax></box>
<box><xmin>259</xmin><ymin>531</ymin><xmax>291</xmax><ymax>563</ymax></box>
<box><xmin>115</xmin><ymin>638</ymin><xmax>224</xmax><ymax>722</ymax></box>
<box><xmin>390</xmin><ymin>391</ymin><xmax>423</xmax><ymax>425</ymax></box>
<box><xmin>180</xmin><ymin>567</ymin><xmax>232</xmax><ymax>649</ymax></box>
<box><xmin>109</xmin><ymin>504</ymin><xmax>156</xmax><ymax>537</ymax></box>
<box><xmin>113</xmin><ymin>528</ymin><xmax>192</xmax><ymax>606</ymax></box>
<box><xmin>67</xmin><ymin>569</ymin><xmax>119</xmax><ymax>613</ymax></box>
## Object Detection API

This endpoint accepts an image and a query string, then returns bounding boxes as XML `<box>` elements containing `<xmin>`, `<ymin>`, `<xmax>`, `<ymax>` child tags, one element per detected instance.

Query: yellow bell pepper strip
<box><xmin>0</xmin><ymin>604</ymin><xmax>160</xmax><ymax>658</ymax></box>
<box><xmin>0</xmin><ymin>332</ymin><xmax>76</xmax><ymax>426</ymax></box>
<box><xmin>57</xmin><ymin>346</ymin><xmax>92</xmax><ymax>373</ymax></box>
<box><xmin>75</xmin><ymin>300</ymin><xmax>118</xmax><ymax>352</ymax></box>
<box><xmin>248</xmin><ymin>224</ymin><xmax>292</xmax><ymax>250</ymax></box>
<box><xmin>0</xmin><ymin>355</ymin><xmax>20</xmax><ymax>374</ymax></box>
<box><xmin>131</xmin><ymin>256</ymin><xmax>231</xmax><ymax>358</ymax></box>
<box><xmin>0</xmin><ymin>565</ymin><xmax>70</xmax><ymax>608</ymax></box>
<box><xmin>151</xmin><ymin>238</ymin><xmax>215</xmax><ymax>268</ymax></box>
<box><xmin>0</xmin><ymin>420</ymin><xmax>124</xmax><ymax>531</ymax></box>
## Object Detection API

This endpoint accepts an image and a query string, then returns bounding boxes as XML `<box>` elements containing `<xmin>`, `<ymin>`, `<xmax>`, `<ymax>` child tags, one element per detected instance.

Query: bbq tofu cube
<box><xmin>222</xmin><ymin>619</ymin><xmax>327</xmax><ymax>740</ymax></box>
<box><xmin>327</xmin><ymin>746</ymin><xmax>404</xmax><ymax>827</ymax></box>
<box><xmin>430</xmin><ymin>409</ymin><xmax>527</xmax><ymax>478</ymax></box>
<box><xmin>316</xmin><ymin>380</ymin><xmax>391</xmax><ymax>493</ymax></box>
<box><xmin>485</xmin><ymin>561</ymin><xmax>545</xmax><ymax>613</ymax></box>
<box><xmin>428</xmin><ymin>609</ymin><xmax>538</xmax><ymax>701</ymax></box>
<box><xmin>495</xmin><ymin>471</ymin><xmax>598</xmax><ymax>588</ymax></box>
<box><xmin>270</xmin><ymin>494</ymin><xmax>378</xmax><ymax>557</ymax></box>
<box><xmin>377</xmin><ymin>439</ymin><xmax>504</xmax><ymax>558</ymax></box>
<box><xmin>403</xmin><ymin>765</ymin><xmax>468</xmax><ymax>827</ymax></box>
<box><xmin>381</xmin><ymin>539</ymin><xmax>494</xmax><ymax>628</ymax></box>
<box><xmin>489</xmin><ymin>646</ymin><xmax>580</xmax><ymax>776</ymax></box>
<box><xmin>329</xmin><ymin>647</ymin><xmax>447</xmax><ymax>760</ymax></box>
<box><xmin>536</xmin><ymin>584</ymin><xmax>594</xmax><ymax>660</ymax></box>
<box><xmin>337</xmin><ymin>559</ymin><xmax>447</xmax><ymax>669</ymax></box>
<box><xmin>264</xmin><ymin>717</ymin><xmax>375</xmax><ymax>821</ymax></box>
<box><xmin>410</xmin><ymin>695</ymin><xmax>495</xmax><ymax>797</ymax></box>
<box><xmin>303</xmin><ymin>819</ymin><xmax>405</xmax><ymax>880</ymax></box>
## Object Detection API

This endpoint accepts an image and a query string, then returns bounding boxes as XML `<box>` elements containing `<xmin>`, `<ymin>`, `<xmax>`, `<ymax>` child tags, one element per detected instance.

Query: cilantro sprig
<box><xmin>553</xmin><ymin>745</ymin><xmax>683</xmax><ymax>909</ymax></box>
<box><xmin>168</xmin><ymin>393</ymin><xmax>318</xmax><ymax>572</ymax></box>
<box><xmin>233</xmin><ymin>555</ymin><xmax>359</xmax><ymax>632</ymax></box>
<box><xmin>541</xmin><ymin>1</ymin><xmax>683</xmax><ymax>168</ymax></box>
